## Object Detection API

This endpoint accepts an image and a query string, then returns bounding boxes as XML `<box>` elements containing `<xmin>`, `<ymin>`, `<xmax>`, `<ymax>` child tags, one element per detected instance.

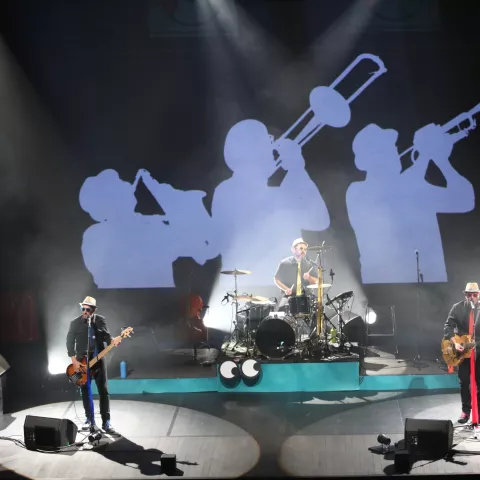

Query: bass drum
<box><xmin>255</xmin><ymin>314</ymin><xmax>296</xmax><ymax>358</ymax></box>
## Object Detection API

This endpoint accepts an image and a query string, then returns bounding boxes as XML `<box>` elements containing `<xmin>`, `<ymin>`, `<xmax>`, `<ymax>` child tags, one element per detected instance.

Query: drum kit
<box><xmin>220</xmin><ymin>245</ymin><xmax>358</xmax><ymax>361</ymax></box>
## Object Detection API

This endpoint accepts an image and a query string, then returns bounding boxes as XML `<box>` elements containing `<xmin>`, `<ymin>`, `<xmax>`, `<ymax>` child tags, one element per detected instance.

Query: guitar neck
<box><xmin>89</xmin><ymin>342</ymin><xmax>116</xmax><ymax>368</ymax></box>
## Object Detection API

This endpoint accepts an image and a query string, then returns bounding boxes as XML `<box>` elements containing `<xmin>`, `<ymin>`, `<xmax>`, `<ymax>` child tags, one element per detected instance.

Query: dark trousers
<box><xmin>277</xmin><ymin>296</ymin><xmax>289</xmax><ymax>311</ymax></box>
<box><xmin>458</xmin><ymin>355</ymin><xmax>480</xmax><ymax>415</ymax></box>
<box><xmin>80</xmin><ymin>360</ymin><xmax>110</xmax><ymax>423</ymax></box>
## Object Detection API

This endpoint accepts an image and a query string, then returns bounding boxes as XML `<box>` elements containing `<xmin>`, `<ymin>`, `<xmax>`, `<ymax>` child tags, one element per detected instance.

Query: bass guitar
<box><xmin>66</xmin><ymin>326</ymin><xmax>134</xmax><ymax>386</ymax></box>
<box><xmin>441</xmin><ymin>334</ymin><xmax>476</xmax><ymax>367</ymax></box>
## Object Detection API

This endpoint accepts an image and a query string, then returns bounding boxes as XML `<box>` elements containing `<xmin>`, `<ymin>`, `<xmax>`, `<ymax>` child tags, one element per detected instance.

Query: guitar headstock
<box><xmin>120</xmin><ymin>326</ymin><xmax>134</xmax><ymax>338</ymax></box>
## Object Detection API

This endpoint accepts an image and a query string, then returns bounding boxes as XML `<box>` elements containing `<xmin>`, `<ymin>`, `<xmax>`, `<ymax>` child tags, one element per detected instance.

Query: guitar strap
<box><xmin>469</xmin><ymin>307</ymin><xmax>479</xmax><ymax>425</ymax></box>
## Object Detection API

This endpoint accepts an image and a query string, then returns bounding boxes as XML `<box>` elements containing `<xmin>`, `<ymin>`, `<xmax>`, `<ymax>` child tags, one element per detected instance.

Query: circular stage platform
<box><xmin>0</xmin><ymin>391</ymin><xmax>479</xmax><ymax>478</ymax></box>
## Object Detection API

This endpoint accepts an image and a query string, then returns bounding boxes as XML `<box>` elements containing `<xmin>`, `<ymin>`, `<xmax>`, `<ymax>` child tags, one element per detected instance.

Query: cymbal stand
<box><xmin>327</xmin><ymin>298</ymin><xmax>349</xmax><ymax>351</ymax></box>
<box><xmin>227</xmin><ymin>271</ymin><xmax>244</xmax><ymax>351</ymax></box>
<box><xmin>306</xmin><ymin>250</ymin><xmax>332</xmax><ymax>357</ymax></box>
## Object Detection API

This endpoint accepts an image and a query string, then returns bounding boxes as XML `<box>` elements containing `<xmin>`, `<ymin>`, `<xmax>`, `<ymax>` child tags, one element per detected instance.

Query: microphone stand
<box><xmin>412</xmin><ymin>250</ymin><xmax>428</xmax><ymax>369</ymax></box>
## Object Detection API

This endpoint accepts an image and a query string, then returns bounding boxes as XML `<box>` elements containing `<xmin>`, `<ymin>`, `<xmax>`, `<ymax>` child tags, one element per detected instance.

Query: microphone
<box><xmin>415</xmin><ymin>250</ymin><xmax>419</xmax><ymax>256</ymax></box>
<box><xmin>221</xmin><ymin>293</ymin><xmax>232</xmax><ymax>304</ymax></box>
<box><xmin>330</xmin><ymin>269</ymin><xmax>335</xmax><ymax>278</ymax></box>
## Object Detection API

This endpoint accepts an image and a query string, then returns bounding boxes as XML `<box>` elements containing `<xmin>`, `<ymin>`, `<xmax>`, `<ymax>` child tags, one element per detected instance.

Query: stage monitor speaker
<box><xmin>404</xmin><ymin>418</ymin><xmax>453</xmax><ymax>458</ymax></box>
<box><xmin>24</xmin><ymin>415</ymin><xmax>78</xmax><ymax>451</ymax></box>
<box><xmin>343</xmin><ymin>315</ymin><xmax>365</xmax><ymax>345</ymax></box>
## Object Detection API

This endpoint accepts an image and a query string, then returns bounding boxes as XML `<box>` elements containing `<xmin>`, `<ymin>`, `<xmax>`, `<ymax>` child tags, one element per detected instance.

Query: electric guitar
<box><xmin>441</xmin><ymin>334</ymin><xmax>476</xmax><ymax>367</ymax></box>
<box><xmin>66</xmin><ymin>326</ymin><xmax>134</xmax><ymax>386</ymax></box>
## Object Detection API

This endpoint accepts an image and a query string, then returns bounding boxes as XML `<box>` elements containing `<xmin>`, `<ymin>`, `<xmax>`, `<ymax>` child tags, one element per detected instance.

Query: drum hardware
<box><xmin>325</xmin><ymin>292</ymin><xmax>355</xmax><ymax>352</ymax></box>
<box><xmin>304</xmin><ymin>243</ymin><xmax>331</xmax><ymax>356</ymax></box>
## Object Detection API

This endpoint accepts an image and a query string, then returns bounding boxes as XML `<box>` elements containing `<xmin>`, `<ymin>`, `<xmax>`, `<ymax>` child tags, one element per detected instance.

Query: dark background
<box><xmin>0</xmin><ymin>0</ymin><xmax>479</xmax><ymax>407</ymax></box>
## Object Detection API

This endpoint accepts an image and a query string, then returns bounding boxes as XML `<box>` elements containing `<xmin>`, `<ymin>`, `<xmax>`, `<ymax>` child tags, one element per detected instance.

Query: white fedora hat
<box><xmin>79</xmin><ymin>296</ymin><xmax>97</xmax><ymax>308</ymax></box>
<box><xmin>464</xmin><ymin>282</ymin><xmax>480</xmax><ymax>293</ymax></box>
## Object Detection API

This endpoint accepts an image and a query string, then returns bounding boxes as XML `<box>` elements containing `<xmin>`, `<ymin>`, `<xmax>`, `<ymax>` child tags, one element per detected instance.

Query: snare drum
<box><xmin>288</xmin><ymin>295</ymin><xmax>311</xmax><ymax>317</ymax></box>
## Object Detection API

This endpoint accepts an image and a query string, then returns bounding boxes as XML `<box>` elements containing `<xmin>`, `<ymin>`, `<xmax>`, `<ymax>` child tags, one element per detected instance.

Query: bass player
<box><xmin>444</xmin><ymin>282</ymin><xmax>480</xmax><ymax>424</ymax></box>
<box><xmin>66</xmin><ymin>296</ymin><xmax>120</xmax><ymax>433</ymax></box>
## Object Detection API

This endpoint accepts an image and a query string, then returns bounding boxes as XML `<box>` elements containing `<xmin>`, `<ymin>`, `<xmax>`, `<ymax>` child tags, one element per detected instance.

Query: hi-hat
<box><xmin>306</xmin><ymin>245</ymin><xmax>333</xmax><ymax>251</ymax></box>
<box><xmin>306</xmin><ymin>283</ymin><xmax>332</xmax><ymax>289</ymax></box>
<box><xmin>220</xmin><ymin>269</ymin><xmax>252</xmax><ymax>275</ymax></box>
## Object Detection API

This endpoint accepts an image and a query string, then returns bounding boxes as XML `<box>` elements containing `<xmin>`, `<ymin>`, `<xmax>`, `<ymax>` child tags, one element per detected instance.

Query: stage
<box><xmin>1</xmin><ymin>390</ymin><xmax>480</xmax><ymax>478</ymax></box>
<box><xmin>90</xmin><ymin>346</ymin><xmax>459</xmax><ymax>395</ymax></box>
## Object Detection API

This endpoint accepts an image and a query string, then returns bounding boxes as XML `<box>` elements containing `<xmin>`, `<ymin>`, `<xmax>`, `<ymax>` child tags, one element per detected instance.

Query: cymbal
<box><xmin>252</xmin><ymin>300</ymin><xmax>276</xmax><ymax>305</ymax></box>
<box><xmin>250</xmin><ymin>296</ymin><xmax>275</xmax><ymax>305</ymax></box>
<box><xmin>234</xmin><ymin>295</ymin><xmax>264</xmax><ymax>302</ymax></box>
<box><xmin>306</xmin><ymin>283</ymin><xmax>332</xmax><ymax>289</ymax></box>
<box><xmin>306</xmin><ymin>245</ymin><xmax>333</xmax><ymax>251</ymax></box>
<box><xmin>220</xmin><ymin>269</ymin><xmax>252</xmax><ymax>275</ymax></box>
<box><xmin>251</xmin><ymin>295</ymin><xmax>269</xmax><ymax>302</ymax></box>
<box><xmin>325</xmin><ymin>290</ymin><xmax>353</xmax><ymax>306</ymax></box>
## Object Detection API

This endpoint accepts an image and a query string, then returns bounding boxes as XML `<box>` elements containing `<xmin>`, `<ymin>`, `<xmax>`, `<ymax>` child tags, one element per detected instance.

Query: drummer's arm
<box><xmin>274</xmin><ymin>276</ymin><xmax>290</xmax><ymax>293</ymax></box>
<box><xmin>306</xmin><ymin>273</ymin><xmax>318</xmax><ymax>284</ymax></box>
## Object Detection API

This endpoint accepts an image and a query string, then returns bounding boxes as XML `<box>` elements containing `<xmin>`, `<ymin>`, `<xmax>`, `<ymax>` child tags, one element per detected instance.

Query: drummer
<box><xmin>274</xmin><ymin>238</ymin><xmax>318</xmax><ymax>310</ymax></box>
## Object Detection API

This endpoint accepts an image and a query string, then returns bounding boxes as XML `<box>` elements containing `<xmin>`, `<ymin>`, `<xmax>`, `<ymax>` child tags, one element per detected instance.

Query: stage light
<box><xmin>377</xmin><ymin>434</ymin><xmax>391</xmax><ymax>446</ymax></box>
<box><xmin>88</xmin><ymin>431</ymin><xmax>102</xmax><ymax>443</ymax></box>
<box><xmin>365</xmin><ymin>309</ymin><xmax>377</xmax><ymax>325</ymax></box>
<box><xmin>368</xmin><ymin>433</ymin><xmax>393</xmax><ymax>454</ymax></box>
<box><xmin>48</xmin><ymin>360</ymin><xmax>65</xmax><ymax>375</ymax></box>
<box><xmin>240</xmin><ymin>358</ymin><xmax>262</xmax><ymax>386</ymax></box>
<box><xmin>219</xmin><ymin>360</ymin><xmax>241</xmax><ymax>388</ymax></box>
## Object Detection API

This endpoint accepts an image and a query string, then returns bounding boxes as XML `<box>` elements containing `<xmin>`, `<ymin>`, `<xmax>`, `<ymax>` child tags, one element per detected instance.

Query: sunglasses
<box><xmin>81</xmin><ymin>307</ymin><xmax>93</xmax><ymax>312</ymax></box>
<box><xmin>466</xmin><ymin>293</ymin><xmax>479</xmax><ymax>298</ymax></box>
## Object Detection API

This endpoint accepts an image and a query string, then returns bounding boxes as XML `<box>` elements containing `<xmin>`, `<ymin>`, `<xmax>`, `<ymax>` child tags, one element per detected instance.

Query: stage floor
<box><xmin>1</xmin><ymin>390</ymin><xmax>480</xmax><ymax>478</ymax></box>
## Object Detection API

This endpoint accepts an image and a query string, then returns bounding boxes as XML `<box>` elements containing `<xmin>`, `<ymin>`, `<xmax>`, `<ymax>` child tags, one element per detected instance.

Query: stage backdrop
<box><xmin>0</xmin><ymin>0</ymin><xmax>479</xmax><ymax>373</ymax></box>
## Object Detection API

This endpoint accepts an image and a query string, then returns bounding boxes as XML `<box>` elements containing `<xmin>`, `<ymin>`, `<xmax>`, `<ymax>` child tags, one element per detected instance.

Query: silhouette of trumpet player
<box><xmin>347</xmin><ymin>121</ymin><xmax>475</xmax><ymax>284</ymax></box>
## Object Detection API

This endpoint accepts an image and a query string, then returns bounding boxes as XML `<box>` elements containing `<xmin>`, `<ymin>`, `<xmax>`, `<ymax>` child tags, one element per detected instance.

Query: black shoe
<box><xmin>458</xmin><ymin>411</ymin><xmax>470</xmax><ymax>424</ymax></box>
<box><xmin>102</xmin><ymin>420</ymin><xmax>116</xmax><ymax>434</ymax></box>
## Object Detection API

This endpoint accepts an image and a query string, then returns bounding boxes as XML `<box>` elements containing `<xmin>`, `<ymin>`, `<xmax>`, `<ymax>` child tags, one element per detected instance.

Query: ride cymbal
<box><xmin>220</xmin><ymin>269</ymin><xmax>252</xmax><ymax>275</ymax></box>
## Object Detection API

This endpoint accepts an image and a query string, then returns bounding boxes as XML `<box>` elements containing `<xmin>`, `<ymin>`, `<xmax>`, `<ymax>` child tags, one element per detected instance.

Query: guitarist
<box><xmin>444</xmin><ymin>282</ymin><xmax>480</xmax><ymax>424</ymax></box>
<box><xmin>66</xmin><ymin>296</ymin><xmax>120</xmax><ymax>433</ymax></box>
